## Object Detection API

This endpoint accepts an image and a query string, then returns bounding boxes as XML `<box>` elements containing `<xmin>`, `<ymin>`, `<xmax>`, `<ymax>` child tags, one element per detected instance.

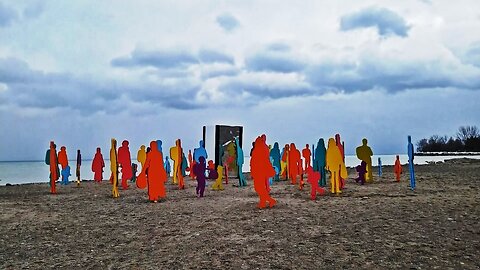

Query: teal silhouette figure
<box><xmin>235</xmin><ymin>137</ymin><xmax>246</xmax><ymax>186</ymax></box>
<box><xmin>314</xmin><ymin>138</ymin><xmax>327</xmax><ymax>187</ymax></box>
<box><xmin>270</xmin><ymin>142</ymin><xmax>281</xmax><ymax>181</ymax></box>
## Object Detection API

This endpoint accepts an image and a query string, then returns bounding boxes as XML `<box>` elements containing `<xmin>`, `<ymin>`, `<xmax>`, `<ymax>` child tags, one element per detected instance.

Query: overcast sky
<box><xmin>1</xmin><ymin>0</ymin><xmax>479</xmax><ymax>161</ymax></box>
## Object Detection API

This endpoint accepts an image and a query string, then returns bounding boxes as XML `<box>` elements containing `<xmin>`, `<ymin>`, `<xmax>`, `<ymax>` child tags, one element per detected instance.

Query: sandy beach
<box><xmin>1</xmin><ymin>159</ymin><xmax>479</xmax><ymax>269</ymax></box>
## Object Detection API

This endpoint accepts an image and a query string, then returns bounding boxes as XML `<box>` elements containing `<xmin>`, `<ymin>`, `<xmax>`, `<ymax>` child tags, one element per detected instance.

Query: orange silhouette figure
<box><xmin>46</xmin><ymin>141</ymin><xmax>59</xmax><ymax>194</ymax></box>
<box><xmin>326</xmin><ymin>138</ymin><xmax>348</xmax><ymax>194</ymax></box>
<box><xmin>118</xmin><ymin>140</ymin><xmax>133</xmax><ymax>190</ymax></box>
<box><xmin>110</xmin><ymin>138</ymin><xmax>119</xmax><ymax>198</ymax></box>
<box><xmin>306</xmin><ymin>167</ymin><xmax>325</xmax><ymax>200</ymax></box>
<box><xmin>137</xmin><ymin>145</ymin><xmax>146</xmax><ymax>171</ymax></box>
<box><xmin>288</xmin><ymin>143</ymin><xmax>301</xmax><ymax>186</ymax></box>
<box><xmin>188</xmin><ymin>150</ymin><xmax>196</xmax><ymax>178</ymax></box>
<box><xmin>394</xmin><ymin>155</ymin><xmax>403</xmax><ymax>182</ymax></box>
<box><xmin>356</xmin><ymin>138</ymin><xmax>373</xmax><ymax>182</ymax></box>
<box><xmin>302</xmin><ymin>144</ymin><xmax>311</xmax><ymax>170</ymax></box>
<box><xmin>92</xmin><ymin>147</ymin><xmax>105</xmax><ymax>182</ymax></box>
<box><xmin>169</xmin><ymin>139</ymin><xmax>185</xmax><ymax>189</ymax></box>
<box><xmin>137</xmin><ymin>141</ymin><xmax>167</xmax><ymax>202</ymax></box>
<box><xmin>58</xmin><ymin>146</ymin><xmax>68</xmax><ymax>169</ymax></box>
<box><xmin>250</xmin><ymin>136</ymin><xmax>276</xmax><ymax>209</ymax></box>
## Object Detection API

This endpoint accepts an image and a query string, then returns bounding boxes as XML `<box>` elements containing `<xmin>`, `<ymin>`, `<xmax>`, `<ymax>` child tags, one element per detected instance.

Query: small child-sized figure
<box><xmin>194</xmin><ymin>156</ymin><xmax>207</xmax><ymax>197</ymax></box>
<box><xmin>211</xmin><ymin>165</ymin><xmax>224</xmax><ymax>191</ymax></box>
<box><xmin>306</xmin><ymin>167</ymin><xmax>325</xmax><ymax>200</ymax></box>
<box><xmin>394</xmin><ymin>155</ymin><xmax>402</xmax><ymax>182</ymax></box>
<box><xmin>61</xmin><ymin>165</ymin><xmax>71</xmax><ymax>185</ymax></box>
<box><xmin>164</xmin><ymin>156</ymin><xmax>171</xmax><ymax>177</ymax></box>
<box><xmin>355</xmin><ymin>161</ymin><xmax>367</xmax><ymax>185</ymax></box>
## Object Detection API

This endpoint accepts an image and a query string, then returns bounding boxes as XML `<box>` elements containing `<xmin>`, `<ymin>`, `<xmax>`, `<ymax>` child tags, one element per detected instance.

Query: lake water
<box><xmin>1</xmin><ymin>154</ymin><xmax>479</xmax><ymax>185</ymax></box>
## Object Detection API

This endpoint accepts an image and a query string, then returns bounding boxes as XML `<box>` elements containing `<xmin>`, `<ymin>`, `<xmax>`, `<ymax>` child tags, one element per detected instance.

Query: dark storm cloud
<box><xmin>216</xmin><ymin>13</ymin><xmax>240</xmax><ymax>32</ymax></box>
<box><xmin>340</xmin><ymin>7</ymin><xmax>410</xmax><ymax>37</ymax></box>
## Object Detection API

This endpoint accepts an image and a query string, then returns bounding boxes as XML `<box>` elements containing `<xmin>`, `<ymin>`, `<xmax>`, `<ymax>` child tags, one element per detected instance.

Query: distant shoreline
<box><xmin>415</xmin><ymin>152</ymin><xmax>480</xmax><ymax>156</ymax></box>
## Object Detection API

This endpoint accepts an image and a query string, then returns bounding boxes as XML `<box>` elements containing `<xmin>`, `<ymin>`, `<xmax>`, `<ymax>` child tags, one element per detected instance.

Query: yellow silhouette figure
<box><xmin>169</xmin><ymin>139</ymin><xmax>184</xmax><ymax>189</ymax></box>
<box><xmin>326</xmin><ymin>138</ymin><xmax>348</xmax><ymax>194</ymax></box>
<box><xmin>356</xmin><ymin>138</ymin><xmax>373</xmax><ymax>182</ymax></box>
<box><xmin>137</xmin><ymin>145</ymin><xmax>146</xmax><ymax>171</ymax></box>
<box><xmin>110</xmin><ymin>138</ymin><xmax>119</xmax><ymax>198</ymax></box>
<box><xmin>211</xmin><ymin>165</ymin><xmax>224</xmax><ymax>191</ymax></box>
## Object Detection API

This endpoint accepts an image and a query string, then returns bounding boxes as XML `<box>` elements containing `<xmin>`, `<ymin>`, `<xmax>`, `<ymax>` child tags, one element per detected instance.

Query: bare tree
<box><xmin>457</xmin><ymin>126</ymin><xmax>479</xmax><ymax>142</ymax></box>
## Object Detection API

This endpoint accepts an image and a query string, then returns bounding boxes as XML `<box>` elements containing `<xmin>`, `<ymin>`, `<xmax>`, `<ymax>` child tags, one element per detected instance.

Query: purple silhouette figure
<box><xmin>194</xmin><ymin>156</ymin><xmax>207</xmax><ymax>197</ymax></box>
<box><xmin>355</xmin><ymin>161</ymin><xmax>367</xmax><ymax>185</ymax></box>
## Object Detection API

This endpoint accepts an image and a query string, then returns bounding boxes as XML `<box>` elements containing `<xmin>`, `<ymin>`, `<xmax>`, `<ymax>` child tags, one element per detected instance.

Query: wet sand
<box><xmin>1</xmin><ymin>159</ymin><xmax>479</xmax><ymax>269</ymax></box>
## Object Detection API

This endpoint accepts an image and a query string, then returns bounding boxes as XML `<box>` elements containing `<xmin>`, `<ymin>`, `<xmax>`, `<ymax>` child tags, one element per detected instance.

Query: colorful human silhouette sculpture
<box><xmin>378</xmin><ymin>157</ymin><xmax>382</xmax><ymax>177</ymax></box>
<box><xmin>270</xmin><ymin>142</ymin><xmax>281</xmax><ymax>181</ymax></box>
<box><xmin>92</xmin><ymin>147</ymin><xmax>105</xmax><ymax>183</ymax></box>
<box><xmin>118</xmin><ymin>140</ymin><xmax>133</xmax><ymax>190</ymax></box>
<box><xmin>170</xmin><ymin>139</ymin><xmax>185</xmax><ymax>189</ymax></box>
<box><xmin>335</xmin><ymin>134</ymin><xmax>346</xmax><ymax>189</ymax></box>
<box><xmin>75</xmin><ymin>150</ymin><xmax>81</xmax><ymax>186</ymax></box>
<box><xmin>193</xmin><ymin>140</ymin><xmax>208</xmax><ymax>163</ymax></box>
<box><xmin>234</xmin><ymin>137</ymin><xmax>246</xmax><ymax>186</ymax></box>
<box><xmin>110</xmin><ymin>138</ymin><xmax>119</xmax><ymax>198</ymax></box>
<box><xmin>394</xmin><ymin>155</ymin><xmax>402</xmax><ymax>182</ymax></box>
<box><xmin>355</xmin><ymin>161</ymin><xmax>367</xmax><ymax>185</ymax></box>
<box><xmin>138</xmin><ymin>141</ymin><xmax>167</xmax><ymax>202</ymax></box>
<box><xmin>326</xmin><ymin>138</ymin><xmax>348</xmax><ymax>194</ymax></box>
<box><xmin>188</xmin><ymin>150</ymin><xmax>195</xmax><ymax>178</ymax></box>
<box><xmin>164</xmin><ymin>156</ymin><xmax>171</xmax><ymax>176</ymax></box>
<box><xmin>302</xmin><ymin>144</ymin><xmax>312</xmax><ymax>170</ymax></box>
<box><xmin>58</xmin><ymin>146</ymin><xmax>68</xmax><ymax>170</ymax></box>
<box><xmin>181</xmin><ymin>152</ymin><xmax>188</xmax><ymax>177</ymax></box>
<box><xmin>306</xmin><ymin>167</ymin><xmax>325</xmax><ymax>200</ymax></box>
<box><xmin>45</xmin><ymin>141</ymin><xmax>59</xmax><ymax>194</ymax></box>
<box><xmin>61</xmin><ymin>165</ymin><xmax>71</xmax><ymax>185</ymax></box>
<box><xmin>137</xmin><ymin>145</ymin><xmax>146</xmax><ymax>171</ymax></box>
<box><xmin>156</xmin><ymin>140</ymin><xmax>163</xmax><ymax>155</ymax></box>
<box><xmin>281</xmin><ymin>144</ymin><xmax>290</xmax><ymax>180</ymax></box>
<box><xmin>250</xmin><ymin>136</ymin><xmax>276</xmax><ymax>209</ymax></box>
<box><xmin>356</xmin><ymin>138</ymin><xmax>373</xmax><ymax>182</ymax></box>
<box><xmin>131</xmin><ymin>163</ymin><xmax>138</xmax><ymax>182</ymax></box>
<box><xmin>314</xmin><ymin>139</ymin><xmax>327</xmax><ymax>187</ymax></box>
<box><xmin>408</xmin><ymin>136</ymin><xmax>416</xmax><ymax>190</ymax></box>
<box><xmin>288</xmin><ymin>143</ymin><xmax>301</xmax><ymax>187</ymax></box>
<box><xmin>194</xmin><ymin>156</ymin><xmax>207</xmax><ymax>197</ymax></box>
<box><xmin>212</xmin><ymin>165</ymin><xmax>224</xmax><ymax>191</ymax></box>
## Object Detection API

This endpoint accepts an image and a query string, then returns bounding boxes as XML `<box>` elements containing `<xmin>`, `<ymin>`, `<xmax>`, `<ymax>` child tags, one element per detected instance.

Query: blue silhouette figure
<box><xmin>156</xmin><ymin>140</ymin><xmax>163</xmax><ymax>155</ymax></box>
<box><xmin>314</xmin><ymin>138</ymin><xmax>327</xmax><ymax>187</ymax></box>
<box><xmin>193</xmin><ymin>140</ymin><xmax>208</xmax><ymax>163</ymax></box>
<box><xmin>270</xmin><ymin>142</ymin><xmax>281</xmax><ymax>181</ymax></box>
<box><xmin>235</xmin><ymin>137</ymin><xmax>246</xmax><ymax>186</ymax></box>
<box><xmin>164</xmin><ymin>156</ymin><xmax>171</xmax><ymax>176</ymax></box>
<box><xmin>408</xmin><ymin>136</ymin><xmax>416</xmax><ymax>190</ymax></box>
<box><xmin>61</xmin><ymin>165</ymin><xmax>71</xmax><ymax>185</ymax></box>
<box><xmin>378</xmin><ymin>157</ymin><xmax>382</xmax><ymax>177</ymax></box>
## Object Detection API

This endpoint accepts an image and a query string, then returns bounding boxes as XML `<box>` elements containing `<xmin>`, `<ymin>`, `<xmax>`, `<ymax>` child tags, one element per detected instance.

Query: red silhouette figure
<box><xmin>46</xmin><ymin>141</ymin><xmax>59</xmax><ymax>194</ymax></box>
<box><xmin>250</xmin><ymin>136</ymin><xmax>276</xmax><ymax>209</ymax></box>
<box><xmin>302</xmin><ymin>144</ymin><xmax>311</xmax><ymax>170</ymax></box>
<box><xmin>58</xmin><ymin>146</ymin><xmax>68</xmax><ymax>170</ymax></box>
<box><xmin>306</xmin><ymin>167</ymin><xmax>325</xmax><ymax>200</ymax></box>
<box><xmin>188</xmin><ymin>150</ymin><xmax>196</xmax><ymax>179</ymax></box>
<box><xmin>92</xmin><ymin>147</ymin><xmax>105</xmax><ymax>182</ymax></box>
<box><xmin>117</xmin><ymin>140</ymin><xmax>133</xmax><ymax>190</ymax></box>
<box><xmin>288</xmin><ymin>143</ymin><xmax>301</xmax><ymax>186</ymax></box>
<box><xmin>335</xmin><ymin>134</ymin><xmax>346</xmax><ymax>189</ymax></box>
<box><xmin>137</xmin><ymin>141</ymin><xmax>167</xmax><ymax>202</ymax></box>
<box><xmin>394</xmin><ymin>155</ymin><xmax>403</xmax><ymax>182</ymax></box>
